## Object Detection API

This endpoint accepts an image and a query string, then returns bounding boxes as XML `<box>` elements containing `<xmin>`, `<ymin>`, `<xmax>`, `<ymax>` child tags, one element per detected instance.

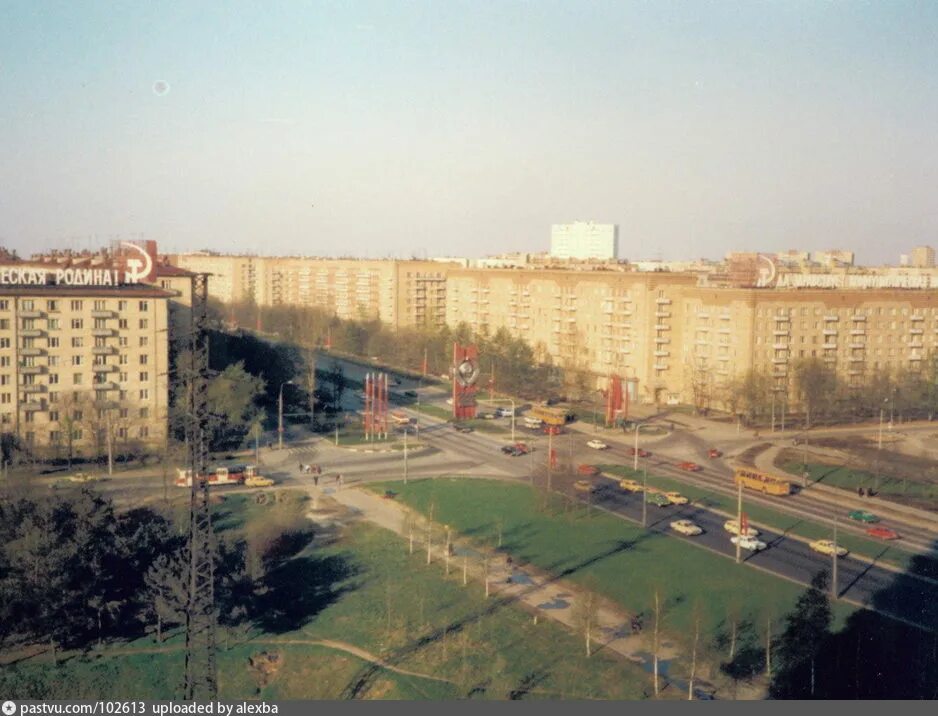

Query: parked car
<box><xmin>453</xmin><ymin>424</ymin><xmax>473</xmax><ymax>433</ymax></box>
<box><xmin>478</xmin><ymin>412</ymin><xmax>497</xmax><ymax>420</ymax></box>
<box><xmin>543</xmin><ymin>425</ymin><xmax>563</xmax><ymax>435</ymax></box>
<box><xmin>723</xmin><ymin>520</ymin><xmax>760</xmax><ymax>537</ymax></box>
<box><xmin>496</xmin><ymin>407</ymin><xmax>515</xmax><ymax>417</ymax></box>
<box><xmin>587</xmin><ymin>439</ymin><xmax>608</xmax><ymax>450</ymax></box>
<box><xmin>619</xmin><ymin>479</ymin><xmax>643</xmax><ymax>492</ymax></box>
<box><xmin>628</xmin><ymin>447</ymin><xmax>651</xmax><ymax>458</ymax></box>
<box><xmin>677</xmin><ymin>461</ymin><xmax>702</xmax><ymax>472</ymax></box>
<box><xmin>646</xmin><ymin>492</ymin><xmax>671</xmax><ymax>508</ymax></box>
<box><xmin>500</xmin><ymin>445</ymin><xmax>516</xmax><ymax>455</ymax></box>
<box><xmin>664</xmin><ymin>491</ymin><xmax>689</xmax><ymax>505</ymax></box>
<box><xmin>574</xmin><ymin>479</ymin><xmax>596</xmax><ymax>493</ymax></box>
<box><xmin>445</xmin><ymin>398</ymin><xmax>454</xmax><ymax>406</ymax></box>
<box><xmin>707</xmin><ymin>448</ymin><xmax>723</xmax><ymax>458</ymax></box>
<box><xmin>670</xmin><ymin>519</ymin><xmax>703</xmax><ymax>536</ymax></box>
<box><xmin>848</xmin><ymin>510</ymin><xmax>880</xmax><ymax>524</ymax></box>
<box><xmin>731</xmin><ymin>535</ymin><xmax>768</xmax><ymax>551</ymax></box>
<box><xmin>577</xmin><ymin>464</ymin><xmax>600</xmax><ymax>476</ymax></box>
<box><xmin>809</xmin><ymin>539</ymin><xmax>848</xmax><ymax>557</ymax></box>
<box><xmin>403</xmin><ymin>390</ymin><xmax>418</xmax><ymax>398</ymax></box>
<box><xmin>512</xmin><ymin>442</ymin><xmax>531</xmax><ymax>455</ymax></box>
<box><xmin>866</xmin><ymin>526</ymin><xmax>900</xmax><ymax>540</ymax></box>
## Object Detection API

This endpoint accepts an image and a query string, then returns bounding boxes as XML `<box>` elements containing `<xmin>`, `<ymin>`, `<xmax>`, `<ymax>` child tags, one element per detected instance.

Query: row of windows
<box><xmin>0</xmin><ymin>368</ymin><xmax>151</xmax><ymax>390</ymax></box>
<box><xmin>14</xmin><ymin>352</ymin><xmax>149</xmax><ymax>366</ymax></box>
<box><xmin>1</xmin><ymin>388</ymin><xmax>150</xmax><ymax>406</ymax></box>
<box><xmin>1</xmin><ymin>318</ymin><xmax>150</xmax><ymax>330</ymax></box>
<box><xmin>1</xmin><ymin>335</ymin><xmax>151</xmax><ymax>348</ymax></box>
<box><xmin>5</xmin><ymin>427</ymin><xmax>152</xmax><ymax>441</ymax></box>
<box><xmin>755</xmin><ymin>306</ymin><xmax>938</xmax><ymax>318</ymax></box>
<box><xmin>0</xmin><ymin>299</ymin><xmax>150</xmax><ymax>312</ymax></box>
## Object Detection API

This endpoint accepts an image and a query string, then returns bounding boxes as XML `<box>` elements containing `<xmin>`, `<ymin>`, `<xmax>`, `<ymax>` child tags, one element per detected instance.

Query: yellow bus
<box><xmin>734</xmin><ymin>468</ymin><xmax>792</xmax><ymax>496</ymax></box>
<box><xmin>529</xmin><ymin>405</ymin><xmax>572</xmax><ymax>426</ymax></box>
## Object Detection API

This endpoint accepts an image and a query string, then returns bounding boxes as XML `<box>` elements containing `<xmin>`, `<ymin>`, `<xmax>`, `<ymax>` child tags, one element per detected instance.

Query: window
<box><xmin>119</xmin><ymin>390</ymin><xmax>128</xmax><ymax>401</ymax></box>
<box><xmin>139</xmin><ymin>371</ymin><xmax>149</xmax><ymax>382</ymax></box>
<box><xmin>49</xmin><ymin>391</ymin><xmax>58</xmax><ymax>403</ymax></box>
<box><xmin>71</xmin><ymin>337</ymin><xmax>83</xmax><ymax>348</ymax></box>
<box><xmin>139</xmin><ymin>319</ymin><xmax>148</xmax><ymax>329</ymax></box>
<box><xmin>94</xmin><ymin>300</ymin><xmax>106</xmax><ymax>311</ymax></box>
<box><xmin>22</xmin><ymin>300</ymin><xmax>34</xmax><ymax>310</ymax></box>
<box><xmin>118</xmin><ymin>319</ymin><xmax>128</xmax><ymax>329</ymax></box>
<box><xmin>49</xmin><ymin>337</ymin><xmax>59</xmax><ymax>348</ymax></box>
<box><xmin>0</xmin><ymin>357</ymin><xmax>8</xmax><ymax>367</ymax></box>
<box><xmin>0</xmin><ymin>339</ymin><xmax>9</xmax><ymax>349</ymax></box>
<box><xmin>119</xmin><ymin>355</ymin><xmax>128</xmax><ymax>365</ymax></box>
<box><xmin>47</xmin><ymin>300</ymin><xmax>58</xmax><ymax>312</ymax></box>
<box><xmin>72</xmin><ymin>429</ymin><xmax>82</xmax><ymax>441</ymax></box>
<box><xmin>0</xmin><ymin>319</ymin><xmax>8</xmax><ymax>330</ymax></box>
<box><xmin>119</xmin><ymin>336</ymin><xmax>128</xmax><ymax>347</ymax></box>
<box><xmin>49</xmin><ymin>430</ymin><xmax>62</xmax><ymax>443</ymax></box>
<box><xmin>139</xmin><ymin>300</ymin><xmax>149</xmax><ymax>312</ymax></box>
<box><xmin>49</xmin><ymin>373</ymin><xmax>59</xmax><ymax>384</ymax></box>
<box><xmin>73</xmin><ymin>373</ymin><xmax>83</xmax><ymax>385</ymax></box>
<box><xmin>72</xmin><ymin>410</ymin><xmax>83</xmax><ymax>421</ymax></box>
<box><xmin>139</xmin><ymin>426</ymin><xmax>149</xmax><ymax>438</ymax></box>
<box><xmin>70</xmin><ymin>300</ymin><xmax>83</xmax><ymax>311</ymax></box>
<box><xmin>139</xmin><ymin>407</ymin><xmax>149</xmax><ymax>418</ymax></box>
<box><xmin>71</xmin><ymin>355</ymin><xmax>83</xmax><ymax>366</ymax></box>
<box><xmin>71</xmin><ymin>319</ymin><xmax>83</xmax><ymax>329</ymax></box>
<box><xmin>119</xmin><ymin>408</ymin><xmax>128</xmax><ymax>419</ymax></box>
<box><xmin>117</xmin><ymin>427</ymin><xmax>128</xmax><ymax>439</ymax></box>
<box><xmin>139</xmin><ymin>389</ymin><xmax>149</xmax><ymax>400</ymax></box>
<box><xmin>0</xmin><ymin>376</ymin><xmax>7</xmax><ymax>386</ymax></box>
<box><xmin>118</xmin><ymin>300</ymin><xmax>127</xmax><ymax>312</ymax></box>
<box><xmin>0</xmin><ymin>394</ymin><xmax>10</xmax><ymax>404</ymax></box>
<box><xmin>24</xmin><ymin>411</ymin><xmax>34</xmax><ymax>423</ymax></box>
<box><xmin>139</xmin><ymin>354</ymin><xmax>148</xmax><ymax>365</ymax></box>
<box><xmin>119</xmin><ymin>372</ymin><xmax>128</xmax><ymax>382</ymax></box>
<box><xmin>49</xmin><ymin>410</ymin><xmax>59</xmax><ymax>422</ymax></box>
<box><xmin>0</xmin><ymin>300</ymin><xmax>7</xmax><ymax>310</ymax></box>
<box><xmin>94</xmin><ymin>318</ymin><xmax>107</xmax><ymax>329</ymax></box>
<box><xmin>139</xmin><ymin>336</ymin><xmax>148</xmax><ymax>347</ymax></box>
<box><xmin>0</xmin><ymin>413</ymin><xmax>10</xmax><ymax>424</ymax></box>
<box><xmin>48</xmin><ymin>356</ymin><xmax>58</xmax><ymax>367</ymax></box>
<box><xmin>47</xmin><ymin>318</ymin><xmax>59</xmax><ymax>330</ymax></box>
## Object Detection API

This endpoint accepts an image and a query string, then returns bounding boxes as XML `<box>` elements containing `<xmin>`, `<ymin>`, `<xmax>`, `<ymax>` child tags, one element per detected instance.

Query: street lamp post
<box><xmin>278</xmin><ymin>380</ymin><xmax>294</xmax><ymax>450</ymax></box>
<box><xmin>633</xmin><ymin>424</ymin><xmax>640</xmax><ymax>471</ymax></box>
<box><xmin>831</xmin><ymin>518</ymin><xmax>839</xmax><ymax>601</ymax></box>
<box><xmin>642</xmin><ymin>464</ymin><xmax>648</xmax><ymax>528</ymax></box>
<box><xmin>771</xmin><ymin>390</ymin><xmax>776</xmax><ymax>433</ymax></box>
<box><xmin>403</xmin><ymin>427</ymin><xmax>409</xmax><ymax>484</ymax></box>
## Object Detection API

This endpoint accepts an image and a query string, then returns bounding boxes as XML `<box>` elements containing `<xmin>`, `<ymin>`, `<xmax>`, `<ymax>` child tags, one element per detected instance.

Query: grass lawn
<box><xmin>599</xmin><ymin>465</ymin><xmax>931</xmax><ymax>577</ymax></box>
<box><xmin>368</xmin><ymin>478</ymin><xmax>858</xmax><ymax>648</ymax></box>
<box><xmin>0</xmin><ymin>490</ymin><xmax>652</xmax><ymax>700</ymax></box>
<box><xmin>780</xmin><ymin>461</ymin><xmax>938</xmax><ymax>502</ymax></box>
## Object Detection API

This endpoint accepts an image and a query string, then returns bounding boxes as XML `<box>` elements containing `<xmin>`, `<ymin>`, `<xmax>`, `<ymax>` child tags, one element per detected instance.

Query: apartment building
<box><xmin>170</xmin><ymin>254</ymin><xmax>452</xmax><ymax>329</ymax></box>
<box><xmin>0</xmin><ymin>282</ymin><xmax>172</xmax><ymax>459</ymax></box>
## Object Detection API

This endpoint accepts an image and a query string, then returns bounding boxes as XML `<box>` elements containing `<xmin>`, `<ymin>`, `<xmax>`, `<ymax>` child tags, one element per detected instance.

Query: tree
<box><xmin>143</xmin><ymin>551</ymin><xmax>188</xmax><ymax>643</ymax></box>
<box><xmin>323</xmin><ymin>361</ymin><xmax>347</xmax><ymax>414</ymax></box>
<box><xmin>206</xmin><ymin>361</ymin><xmax>266</xmax><ymax>450</ymax></box>
<box><xmin>793</xmin><ymin>358</ymin><xmax>838</xmax><ymax>429</ymax></box>
<box><xmin>772</xmin><ymin>570</ymin><xmax>832</xmax><ymax>698</ymax></box>
<box><xmin>722</xmin><ymin>368</ymin><xmax>772</xmax><ymax>424</ymax></box>
<box><xmin>572</xmin><ymin>583</ymin><xmax>600</xmax><ymax>657</ymax></box>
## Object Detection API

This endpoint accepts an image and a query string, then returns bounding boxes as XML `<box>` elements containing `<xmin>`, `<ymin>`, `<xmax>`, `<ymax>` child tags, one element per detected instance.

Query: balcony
<box><xmin>654</xmin><ymin>350</ymin><xmax>670</xmax><ymax>357</ymax></box>
<box><xmin>822</xmin><ymin>343</ymin><xmax>837</xmax><ymax>350</ymax></box>
<box><xmin>720</xmin><ymin>314</ymin><xmax>731</xmax><ymax>321</ymax></box>
<box><xmin>655</xmin><ymin>311</ymin><xmax>671</xmax><ymax>318</ymax></box>
<box><xmin>19</xmin><ymin>310</ymin><xmax>43</xmax><ymax>319</ymax></box>
<box><xmin>773</xmin><ymin>343</ymin><xmax>789</xmax><ymax>350</ymax></box>
<box><xmin>653</xmin><ymin>363</ymin><xmax>669</xmax><ymax>370</ymax></box>
<box><xmin>92</xmin><ymin>328</ymin><xmax>116</xmax><ymax>337</ymax></box>
<box><xmin>697</xmin><ymin>312</ymin><xmax>710</xmax><ymax>319</ymax></box>
<box><xmin>93</xmin><ymin>382</ymin><xmax>119</xmax><ymax>391</ymax></box>
<box><xmin>823</xmin><ymin>329</ymin><xmax>837</xmax><ymax>336</ymax></box>
<box><xmin>654</xmin><ymin>337</ymin><xmax>670</xmax><ymax>344</ymax></box>
<box><xmin>824</xmin><ymin>315</ymin><xmax>839</xmax><ymax>322</ymax></box>
<box><xmin>19</xmin><ymin>366</ymin><xmax>45</xmax><ymax>375</ymax></box>
<box><xmin>849</xmin><ymin>329</ymin><xmax>865</xmax><ymax>336</ymax></box>
<box><xmin>92</xmin><ymin>364</ymin><xmax>117</xmax><ymax>373</ymax></box>
<box><xmin>23</xmin><ymin>384</ymin><xmax>46</xmax><ymax>394</ymax></box>
<box><xmin>773</xmin><ymin>330</ymin><xmax>789</xmax><ymax>336</ymax></box>
<box><xmin>911</xmin><ymin>314</ymin><xmax>925</xmax><ymax>321</ymax></box>
<box><xmin>655</xmin><ymin>297</ymin><xmax>671</xmax><ymax>305</ymax></box>
<box><xmin>772</xmin><ymin>358</ymin><xmax>788</xmax><ymax>364</ymax></box>
<box><xmin>848</xmin><ymin>356</ymin><xmax>865</xmax><ymax>362</ymax></box>
<box><xmin>20</xmin><ymin>329</ymin><xmax>44</xmax><ymax>338</ymax></box>
<box><xmin>823</xmin><ymin>356</ymin><xmax>837</xmax><ymax>363</ymax></box>
<box><xmin>654</xmin><ymin>324</ymin><xmax>671</xmax><ymax>331</ymax></box>
<box><xmin>911</xmin><ymin>328</ymin><xmax>924</xmax><ymax>335</ymax></box>
<box><xmin>19</xmin><ymin>347</ymin><xmax>45</xmax><ymax>357</ymax></box>
<box><xmin>848</xmin><ymin>369</ymin><xmax>864</xmax><ymax>375</ymax></box>
<box><xmin>22</xmin><ymin>401</ymin><xmax>45</xmax><ymax>412</ymax></box>
<box><xmin>849</xmin><ymin>342</ymin><xmax>866</xmax><ymax>349</ymax></box>
<box><xmin>91</xmin><ymin>310</ymin><xmax>116</xmax><ymax>319</ymax></box>
<box><xmin>851</xmin><ymin>314</ymin><xmax>867</xmax><ymax>321</ymax></box>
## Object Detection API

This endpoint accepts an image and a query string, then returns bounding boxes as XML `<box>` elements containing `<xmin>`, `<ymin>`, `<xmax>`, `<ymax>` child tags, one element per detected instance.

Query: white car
<box><xmin>670</xmin><ymin>519</ymin><xmax>703</xmax><ymax>536</ymax></box>
<box><xmin>587</xmin><ymin>439</ymin><xmax>608</xmax><ymax>450</ymax></box>
<box><xmin>723</xmin><ymin>520</ymin><xmax>760</xmax><ymax>538</ymax></box>
<box><xmin>496</xmin><ymin>407</ymin><xmax>515</xmax><ymax>417</ymax></box>
<box><xmin>731</xmin><ymin>535</ymin><xmax>768</xmax><ymax>551</ymax></box>
<box><xmin>445</xmin><ymin>398</ymin><xmax>454</xmax><ymax>406</ymax></box>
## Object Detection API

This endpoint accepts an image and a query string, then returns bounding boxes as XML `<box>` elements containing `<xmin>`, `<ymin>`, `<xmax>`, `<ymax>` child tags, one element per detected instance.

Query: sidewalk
<box><xmin>315</xmin><ymin>484</ymin><xmax>765</xmax><ymax>700</ymax></box>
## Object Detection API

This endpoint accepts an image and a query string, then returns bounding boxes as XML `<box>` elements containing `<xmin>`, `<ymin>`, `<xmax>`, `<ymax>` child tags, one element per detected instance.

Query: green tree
<box><xmin>793</xmin><ymin>358</ymin><xmax>838</xmax><ymax>428</ymax></box>
<box><xmin>771</xmin><ymin>570</ymin><xmax>832</xmax><ymax>698</ymax></box>
<box><xmin>206</xmin><ymin>361</ymin><xmax>266</xmax><ymax>450</ymax></box>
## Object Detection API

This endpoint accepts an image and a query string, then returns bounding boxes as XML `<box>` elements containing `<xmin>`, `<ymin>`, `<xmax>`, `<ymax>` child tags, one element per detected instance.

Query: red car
<box><xmin>543</xmin><ymin>425</ymin><xmax>563</xmax><ymax>435</ymax></box>
<box><xmin>513</xmin><ymin>442</ymin><xmax>531</xmax><ymax>455</ymax></box>
<box><xmin>628</xmin><ymin>448</ymin><xmax>651</xmax><ymax>458</ymax></box>
<box><xmin>577</xmin><ymin>464</ymin><xmax>600</xmax><ymax>476</ymax></box>
<box><xmin>866</xmin><ymin>526</ymin><xmax>900</xmax><ymax>541</ymax></box>
<box><xmin>677</xmin><ymin>461</ymin><xmax>702</xmax><ymax>472</ymax></box>
<box><xmin>707</xmin><ymin>449</ymin><xmax>723</xmax><ymax>459</ymax></box>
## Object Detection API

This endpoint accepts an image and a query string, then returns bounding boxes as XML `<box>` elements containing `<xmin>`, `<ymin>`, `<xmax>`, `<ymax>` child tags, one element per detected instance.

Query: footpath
<box><xmin>310</xmin><ymin>483</ymin><xmax>766</xmax><ymax>700</ymax></box>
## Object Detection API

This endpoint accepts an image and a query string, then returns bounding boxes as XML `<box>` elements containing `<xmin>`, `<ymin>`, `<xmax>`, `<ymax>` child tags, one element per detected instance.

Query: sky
<box><xmin>1</xmin><ymin>1</ymin><xmax>937</xmax><ymax>264</ymax></box>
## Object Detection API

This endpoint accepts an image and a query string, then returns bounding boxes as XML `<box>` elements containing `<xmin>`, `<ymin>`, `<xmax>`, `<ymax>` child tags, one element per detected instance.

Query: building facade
<box><xmin>550</xmin><ymin>222</ymin><xmax>619</xmax><ymax>260</ymax></box>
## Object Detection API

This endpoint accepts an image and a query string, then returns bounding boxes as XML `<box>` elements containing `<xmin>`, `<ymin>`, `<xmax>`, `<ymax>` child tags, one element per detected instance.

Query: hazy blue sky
<box><xmin>1</xmin><ymin>1</ymin><xmax>937</xmax><ymax>263</ymax></box>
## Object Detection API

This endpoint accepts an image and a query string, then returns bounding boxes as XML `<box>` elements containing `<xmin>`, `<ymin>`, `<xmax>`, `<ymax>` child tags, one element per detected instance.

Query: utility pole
<box><xmin>771</xmin><ymin>390</ymin><xmax>776</xmax><ymax>433</ymax></box>
<box><xmin>831</xmin><ymin>518</ymin><xmax>839</xmax><ymax>601</ymax></box>
<box><xmin>642</xmin><ymin>464</ymin><xmax>648</xmax><ymax>528</ymax></box>
<box><xmin>633</xmin><ymin>423</ymin><xmax>639</xmax><ymax>471</ymax></box>
<box><xmin>105</xmin><ymin>408</ymin><xmax>113</xmax><ymax>477</ymax></box>
<box><xmin>735</xmin><ymin>481</ymin><xmax>743</xmax><ymax>564</ymax></box>
<box><xmin>403</xmin><ymin>427</ymin><xmax>409</xmax><ymax>484</ymax></box>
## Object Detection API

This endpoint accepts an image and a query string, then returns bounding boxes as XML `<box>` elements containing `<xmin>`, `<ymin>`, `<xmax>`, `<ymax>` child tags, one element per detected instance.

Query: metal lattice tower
<box><xmin>184</xmin><ymin>273</ymin><xmax>217</xmax><ymax>700</ymax></box>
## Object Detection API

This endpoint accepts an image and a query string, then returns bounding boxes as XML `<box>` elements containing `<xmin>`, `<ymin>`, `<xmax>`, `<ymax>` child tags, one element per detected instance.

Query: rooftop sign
<box><xmin>0</xmin><ymin>241</ymin><xmax>157</xmax><ymax>287</ymax></box>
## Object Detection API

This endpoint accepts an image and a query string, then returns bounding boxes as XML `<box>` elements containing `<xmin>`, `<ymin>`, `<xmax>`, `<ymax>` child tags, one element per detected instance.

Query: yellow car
<box><xmin>665</xmin><ymin>491</ymin><xmax>688</xmax><ymax>506</ymax></box>
<box><xmin>619</xmin><ymin>479</ymin><xmax>643</xmax><ymax>492</ymax></box>
<box><xmin>245</xmin><ymin>476</ymin><xmax>275</xmax><ymax>488</ymax></box>
<box><xmin>809</xmin><ymin>539</ymin><xmax>848</xmax><ymax>558</ymax></box>
<box><xmin>67</xmin><ymin>472</ymin><xmax>98</xmax><ymax>483</ymax></box>
<box><xmin>670</xmin><ymin>519</ymin><xmax>703</xmax><ymax>536</ymax></box>
<box><xmin>574</xmin><ymin>479</ymin><xmax>596</xmax><ymax>493</ymax></box>
<box><xmin>723</xmin><ymin>520</ymin><xmax>760</xmax><ymax>537</ymax></box>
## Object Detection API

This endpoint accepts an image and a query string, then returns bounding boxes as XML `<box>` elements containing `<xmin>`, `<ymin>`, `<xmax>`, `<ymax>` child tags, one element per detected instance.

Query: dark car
<box><xmin>403</xmin><ymin>390</ymin><xmax>418</xmax><ymax>398</ymax></box>
<box><xmin>453</xmin><ymin>424</ymin><xmax>474</xmax><ymax>433</ymax></box>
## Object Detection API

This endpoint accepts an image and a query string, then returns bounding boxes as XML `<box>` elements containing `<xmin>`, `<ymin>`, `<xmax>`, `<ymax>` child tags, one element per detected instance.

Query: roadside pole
<box><xmin>831</xmin><ymin>518</ymin><xmax>839</xmax><ymax>601</ymax></box>
<box><xmin>547</xmin><ymin>429</ymin><xmax>553</xmax><ymax>493</ymax></box>
<box><xmin>642</xmin><ymin>463</ymin><xmax>648</xmax><ymax>528</ymax></box>
<box><xmin>633</xmin><ymin>424</ymin><xmax>639</xmax><ymax>471</ymax></box>
<box><xmin>735</xmin><ymin>481</ymin><xmax>743</xmax><ymax>564</ymax></box>
<box><xmin>403</xmin><ymin>428</ymin><xmax>409</xmax><ymax>484</ymax></box>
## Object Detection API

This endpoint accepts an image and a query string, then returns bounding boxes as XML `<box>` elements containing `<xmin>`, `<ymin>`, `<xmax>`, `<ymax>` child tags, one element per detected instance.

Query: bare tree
<box><xmin>688</xmin><ymin>608</ymin><xmax>701</xmax><ymax>700</ymax></box>
<box><xmin>652</xmin><ymin>588</ymin><xmax>662</xmax><ymax>696</ymax></box>
<box><xmin>572</xmin><ymin>589</ymin><xmax>600</xmax><ymax>657</ymax></box>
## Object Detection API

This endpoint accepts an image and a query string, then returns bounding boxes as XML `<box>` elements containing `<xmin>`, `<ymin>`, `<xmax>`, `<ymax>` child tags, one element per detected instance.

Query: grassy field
<box><xmin>780</xmin><ymin>461</ymin><xmax>938</xmax><ymax>502</ymax></box>
<box><xmin>368</xmin><ymin>478</ymin><xmax>859</xmax><ymax>648</ymax></box>
<box><xmin>599</xmin><ymin>465</ymin><xmax>937</xmax><ymax>579</ymax></box>
<box><xmin>0</xmin><ymin>490</ymin><xmax>652</xmax><ymax>700</ymax></box>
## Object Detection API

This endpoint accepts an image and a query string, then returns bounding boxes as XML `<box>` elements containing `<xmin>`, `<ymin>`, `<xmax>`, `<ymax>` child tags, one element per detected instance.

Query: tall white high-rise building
<box><xmin>550</xmin><ymin>221</ymin><xmax>619</xmax><ymax>260</ymax></box>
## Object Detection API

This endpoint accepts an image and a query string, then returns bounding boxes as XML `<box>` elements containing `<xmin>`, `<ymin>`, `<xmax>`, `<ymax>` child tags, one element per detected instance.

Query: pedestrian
<box><xmin>299</xmin><ymin>463</ymin><xmax>303</xmax><ymax>473</ymax></box>
<box><xmin>857</xmin><ymin>486</ymin><xmax>864</xmax><ymax>497</ymax></box>
<box><xmin>313</xmin><ymin>474</ymin><xmax>319</xmax><ymax>486</ymax></box>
